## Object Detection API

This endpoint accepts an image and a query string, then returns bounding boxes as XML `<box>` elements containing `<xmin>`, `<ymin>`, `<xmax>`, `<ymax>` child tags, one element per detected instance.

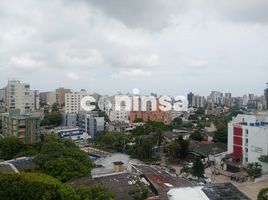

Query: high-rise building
<box><xmin>265</xmin><ymin>83</ymin><xmax>268</xmax><ymax>109</ymax></box>
<box><xmin>210</xmin><ymin>91</ymin><xmax>223</xmax><ymax>105</ymax></box>
<box><xmin>187</xmin><ymin>92</ymin><xmax>194</xmax><ymax>107</ymax></box>
<box><xmin>65</xmin><ymin>89</ymin><xmax>89</xmax><ymax>114</ymax></box>
<box><xmin>192</xmin><ymin>95</ymin><xmax>205</xmax><ymax>108</ymax></box>
<box><xmin>6</xmin><ymin>80</ymin><xmax>39</xmax><ymax>114</ymax></box>
<box><xmin>225</xmin><ymin>93</ymin><xmax>232</xmax><ymax>98</ymax></box>
<box><xmin>56</xmin><ymin>87</ymin><xmax>71</xmax><ymax>107</ymax></box>
<box><xmin>0</xmin><ymin>87</ymin><xmax>7</xmax><ymax>102</ymax></box>
<box><xmin>0</xmin><ymin>109</ymin><xmax>41</xmax><ymax>144</ymax></box>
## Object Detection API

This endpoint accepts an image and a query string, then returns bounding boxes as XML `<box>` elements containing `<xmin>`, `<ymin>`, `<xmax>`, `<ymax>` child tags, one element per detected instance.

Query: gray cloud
<box><xmin>0</xmin><ymin>0</ymin><xmax>267</xmax><ymax>96</ymax></box>
<box><xmin>88</xmin><ymin>0</ymin><xmax>188</xmax><ymax>31</ymax></box>
<box><xmin>211</xmin><ymin>0</ymin><xmax>268</xmax><ymax>24</ymax></box>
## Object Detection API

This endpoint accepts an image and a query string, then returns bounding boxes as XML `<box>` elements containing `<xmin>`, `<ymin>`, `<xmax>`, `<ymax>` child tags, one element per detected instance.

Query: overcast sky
<box><xmin>0</xmin><ymin>0</ymin><xmax>267</xmax><ymax>96</ymax></box>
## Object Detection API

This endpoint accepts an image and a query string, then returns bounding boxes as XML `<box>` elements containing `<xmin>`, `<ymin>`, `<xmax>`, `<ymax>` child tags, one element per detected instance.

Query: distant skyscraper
<box><xmin>210</xmin><ymin>91</ymin><xmax>223</xmax><ymax>105</ymax></box>
<box><xmin>187</xmin><ymin>92</ymin><xmax>194</xmax><ymax>107</ymax></box>
<box><xmin>192</xmin><ymin>95</ymin><xmax>205</xmax><ymax>108</ymax></box>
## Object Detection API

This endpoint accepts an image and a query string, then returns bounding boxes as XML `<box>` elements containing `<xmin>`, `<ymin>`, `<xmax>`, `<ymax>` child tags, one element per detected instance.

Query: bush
<box><xmin>258</xmin><ymin>188</ymin><xmax>268</xmax><ymax>200</ymax></box>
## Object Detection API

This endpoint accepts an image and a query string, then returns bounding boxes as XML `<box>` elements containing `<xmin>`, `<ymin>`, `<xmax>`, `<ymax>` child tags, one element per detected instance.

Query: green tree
<box><xmin>34</xmin><ymin>137</ymin><xmax>92</xmax><ymax>182</ymax></box>
<box><xmin>171</xmin><ymin>117</ymin><xmax>183</xmax><ymax>129</ymax></box>
<box><xmin>0</xmin><ymin>173</ymin><xmax>114</xmax><ymax>200</ymax></box>
<box><xmin>0</xmin><ymin>173</ymin><xmax>78</xmax><ymax>200</ymax></box>
<box><xmin>247</xmin><ymin>162</ymin><xmax>262</xmax><ymax>177</ymax></box>
<box><xmin>41</xmin><ymin>112</ymin><xmax>62</xmax><ymax>126</ymax></box>
<box><xmin>214</xmin><ymin>124</ymin><xmax>228</xmax><ymax>143</ymax></box>
<box><xmin>177</xmin><ymin>136</ymin><xmax>189</xmax><ymax>160</ymax></box>
<box><xmin>52</xmin><ymin>103</ymin><xmax>60</xmax><ymax>112</ymax></box>
<box><xmin>258</xmin><ymin>188</ymin><xmax>268</xmax><ymax>200</ymax></box>
<box><xmin>128</xmin><ymin>181</ymin><xmax>149</xmax><ymax>200</ymax></box>
<box><xmin>190</xmin><ymin>130</ymin><xmax>204</xmax><ymax>142</ymax></box>
<box><xmin>0</xmin><ymin>136</ymin><xmax>26</xmax><ymax>160</ymax></box>
<box><xmin>155</xmin><ymin>129</ymin><xmax>164</xmax><ymax>148</ymax></box>
<box><xmin>165</xmin><ymin>140</ymin><xmax>181</xmax><ymax>162</ymax></box>
<box><xmin>75</xmin><ymin>184</ymin><xmax>114</xmax><ymax>200</ymax></box>
<box><xmin>192</xmin><ymin>157</ymin><xmax>204</xmax><ymax>180</ymax></box>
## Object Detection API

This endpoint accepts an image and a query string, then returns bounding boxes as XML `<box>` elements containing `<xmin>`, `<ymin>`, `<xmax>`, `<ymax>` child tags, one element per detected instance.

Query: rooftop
<box><xmin>69</xmin><ymin>173</ymin><xmax>155</xmax><ymax>200</ymax></box>
<box><xmin>189</xmin><ymin>141</ymin><xmax>227</xmax><ymax>157</ymax></box>
<box><xmin>167</xmin><ymin>183</ymin><xmax>250</xmax><ymax>200</ymax></box>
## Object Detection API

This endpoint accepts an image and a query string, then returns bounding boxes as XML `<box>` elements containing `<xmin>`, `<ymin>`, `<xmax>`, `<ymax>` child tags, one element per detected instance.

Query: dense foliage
<box><xmin>0</xmin><ymin>173</ymin><xmax>114</xmax><ymax>200</ymax></box>
<box><xmin>164</xmin><ymin>136</ymin><xmax>189</xmax><ymax>162</ymax></box>
<box><xmin>0</xmin><ymin>136</ymin><xmax>27</xmax><ymax>160</ymax></box>
<box><xmin>192</xmin><ymin>157</ymin><xmax>204</xmax><ymax>180</ymax></box>
<box><xmin>41</xmin><ymin>112</ymin><xmax>62</xmax><ymax>126</ymax></box>
<box><xmin>258</xmin><ymin>188</ymin><xmax>268</xmax><ymax>200</ymax></box>
<box><xmin>246</xmin><ymin>162</ymin><xmax>262</xmax><ymax>177</ymax></box>
<box><xmin>128</xmin><ymin>181</ymin><xmax>149</xmax><ymax>200</ymax></box>
<box><xmin>190</xmin><ymin>130</ymin><xmax>204</xmax><ymax>142</ymax></box>
<box><xmin>34</xmin><ymin>136</ymin><xmax>93</xmax><ymax>182</ymax></box>
<box><xmin>259</xmin><ymin>155</ymin><xmax>268</xmax><ymax>163</ymax></box>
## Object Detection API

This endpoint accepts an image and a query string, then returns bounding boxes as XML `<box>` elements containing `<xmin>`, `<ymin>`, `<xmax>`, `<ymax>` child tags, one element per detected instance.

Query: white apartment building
<box><xmin>65</xmin><ymin>90</ymin><xmax>89</xmax><ymax>114</ymax></box>
<box><xmin>192</xmin><ymin>95</ymin><xmax>205</xmax><ymax>108</ymax></box>
<box><xmin>6</xmin><ymin>80</ymin><xmax>39</xmax><ymax>114</ymax></box>
<box><xmin>228</xmin><ymin>113</ymin><xmax>268</xmax><ymax>172</ymax></box>
<box><xmin>98</xmin><ymin>95</ymin><xmax>130</xmax><ymax>123</ymax></box>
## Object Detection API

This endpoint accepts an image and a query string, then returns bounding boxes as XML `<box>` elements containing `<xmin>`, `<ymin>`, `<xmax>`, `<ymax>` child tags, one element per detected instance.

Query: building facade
<box><xmin>1</xmin><ymin>109</ymin><xmax>41</xmax><ymax>144</ymax></box>
<box><xmin>6</xmin><ymin>80</ymin><xmax>39</xmax><ymax>114</ymax></box>
<box><xmin>65</xmin><ymin>90</ymin><xmax>89</xmax><ymax>114</ymax></box>
<box><xmin>53</xmin><ymin>127</ymin><xmax>84</xmax><ymax>141</ymax></box>
<box><xmin>55</xmin><ymin>87</ymin><xmax>71</xmax><ymax>107</ymax></box>
<box><xmin>228</xmin><ymin>113</ymin><xmax>268</xmax><ymax>172</ymax></box>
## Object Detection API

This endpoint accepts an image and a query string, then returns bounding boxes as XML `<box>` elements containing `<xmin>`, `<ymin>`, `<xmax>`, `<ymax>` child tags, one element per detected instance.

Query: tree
<box><xmin>74</xmin><ymin>184</ymin><xmax>114</xmax><ymax>200</ymax></box>
<box><xmin>0</xmin><ymin>173</ymin><xmax>114</xmax><ymax>200</ymax></box>
<box><xmin>165</xmin><ymin>140</ymin><xmax>181</xmax><ymax>160</ymax></box>
<box><xmin>177</xmin><ymin>136</ymin><xmax>189</xmax><ymax>160</ymax></box>
<box><xmin>259</xmin><ymin>155</ymin><xmax>268</xmax><ymax>163</ymax></box>
<box><xmin>128</xmin><ymin>181</ymin><xmax>149</xmax><ymax>200</ymax></box>
<box><xmin>214</xmin><ymin>124</ymin><xmax>227</xmax><ymax>143</ymax></box>
<box><xmin>52</xmin><ymin>103</ymin><xmax>60</xmax><ymax>112</ymax></box>
<box><xmin>0</xmin><ymin>173</ymin><xmax>78</xmax><ymax>200</ymax></box>
<box><xmin>34</xmin><ymin>137</ymin><xmax>93</xmax><ymax>182</ymax></box>
<box><xmin>247</xmin><ymin>162</ymin><xmax>262</xmax><ymax>177</ymax></box>
<box><xmin>155</xmin><ymin>129</ymin><xmax>164</xmax><ymax>148</ymax></box>
<box><xmin>171</xmin><ymin>117</ymin><xmax>183</xmax><ymax>129</ymax></box>
<box><xmin>258</xmin><ymin>188</ymin><xmax>268</xmax><ymax>200</ymax></box>
<box><xmin>0</xmin><ymin>136</ymin><xmax>26</xmax><ymax>160</ymax></box>
<box><xmin>164</xmin><ymin>136</ymin><xmax>189</xmax><ymax>162</ymax></box>
<box><xmin>190</xmin><ymin>130</ymin><xmax>204</xmax><ymax>142</ymax></box>
<box><xmin>192</xmin><ymin>157</ymin><xmax>204</xmax><ymax>180</ymax></box>
<box><xmin>41</xmin><ymin>112</ymin><xmax>62</xmax><ymax>126</ymax></box>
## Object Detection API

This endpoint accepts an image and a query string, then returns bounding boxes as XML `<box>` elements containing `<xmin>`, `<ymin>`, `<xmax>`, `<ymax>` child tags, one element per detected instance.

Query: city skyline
<box><xmin>0</xmin><ymin>0</ymin><xmax>268</xmax><ymax>96</ymax></box>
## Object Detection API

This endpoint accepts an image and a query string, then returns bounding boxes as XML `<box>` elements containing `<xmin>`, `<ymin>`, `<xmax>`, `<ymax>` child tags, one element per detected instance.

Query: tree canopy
<box><xmin>0</xmin><ymin>173</ymin><xmax>114</xmax><ymax>200</ymax></box>
<box><xmin>0</xmin><ymin>136</ymin><xmax>27</xmax><ymax>160</ymax></box>
<box><xmin>34</xmin><ymin>136</ymin><xmax>93</xmax><ymax>182</ymax></box>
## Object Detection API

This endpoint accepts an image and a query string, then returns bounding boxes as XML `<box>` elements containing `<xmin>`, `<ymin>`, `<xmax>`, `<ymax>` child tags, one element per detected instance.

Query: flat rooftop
<box><xmin>167</xmin><ymin>183</ymin><xmax>250</xmax><ymax>200</ymax></box>
<box><xmin>69</xmin><ymin>173</ymin><xmax>155</xmax><ymax>200</ymax></box>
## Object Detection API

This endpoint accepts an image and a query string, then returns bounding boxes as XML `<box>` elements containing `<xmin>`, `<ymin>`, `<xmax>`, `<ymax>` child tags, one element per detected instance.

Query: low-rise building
<box><xmin>53</xmin><ymin>126</ymin><xmax>84</xmax><ymax>141</ymax></box>
<box><xmin>228</xmin><ymin>112</ymin><xmax>268</xmax><ymax>173</ymax></box>
<box><xmin>0</xmin><ymin>109</ymin><xmax>41</xmax><ymax>144</ymax></box>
